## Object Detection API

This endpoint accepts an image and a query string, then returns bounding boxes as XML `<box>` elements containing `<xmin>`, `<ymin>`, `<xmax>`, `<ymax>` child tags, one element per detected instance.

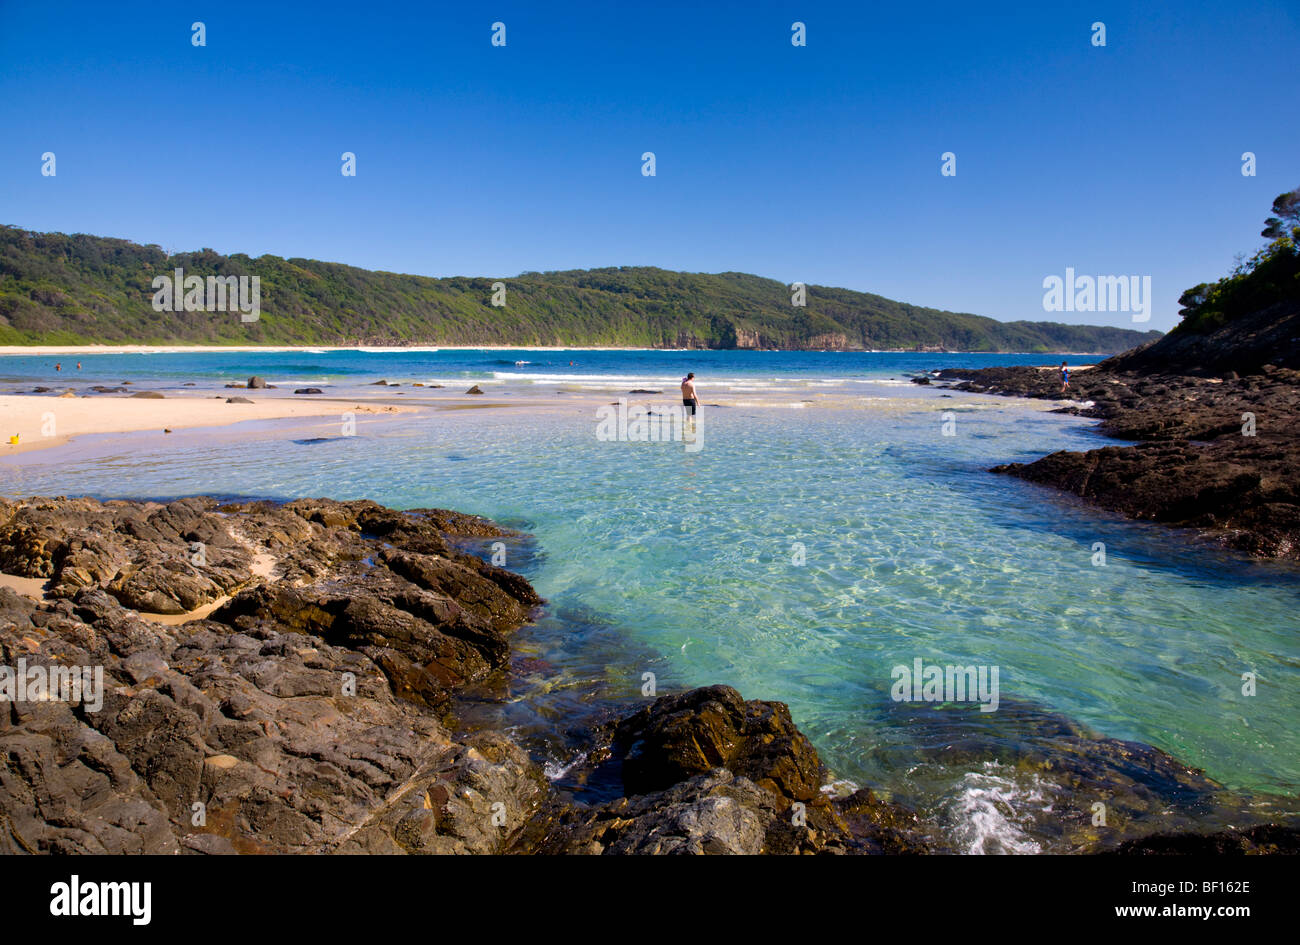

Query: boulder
<box><xmin>612</xmin><ymin>685</ymin><xmax>824</xmax><ymax>801</ymax></box>
<box><xmin>247</xmin><ymin>376</ymin><xmax>267</xmax><ymax>389</ymax></box>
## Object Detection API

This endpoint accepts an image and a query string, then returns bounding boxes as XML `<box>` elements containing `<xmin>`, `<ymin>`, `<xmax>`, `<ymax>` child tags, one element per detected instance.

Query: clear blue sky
<box><xmin>2</xmin><ymin>0</ymin><xmax>1296</xmax><ymax>331</ymax></box>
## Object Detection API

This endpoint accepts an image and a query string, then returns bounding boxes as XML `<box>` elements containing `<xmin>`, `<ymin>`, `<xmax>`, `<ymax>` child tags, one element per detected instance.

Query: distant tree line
<box><xmin>0</xmin><ymin>226</ymin><xmax>1162</xmax><ymax>352</ymax></box>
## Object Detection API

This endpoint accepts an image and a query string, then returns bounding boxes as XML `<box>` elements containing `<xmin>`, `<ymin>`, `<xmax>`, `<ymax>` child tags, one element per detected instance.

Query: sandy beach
<box><xmin>0</xmin><ymin>394</ymin><xmax>414</xmax><ymax>454</ymax></box>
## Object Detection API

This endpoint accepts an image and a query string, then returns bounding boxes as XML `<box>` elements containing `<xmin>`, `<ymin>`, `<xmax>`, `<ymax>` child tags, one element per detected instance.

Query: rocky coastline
<box><xmin>1</xmin><ymin>496</ymin><xmax>1295</xmax><ymax>854</ymax></box>
<box><xmin>919</xmin><ymin>302</ymin><xmax>1300</xmax><ymax>560</ymax></box>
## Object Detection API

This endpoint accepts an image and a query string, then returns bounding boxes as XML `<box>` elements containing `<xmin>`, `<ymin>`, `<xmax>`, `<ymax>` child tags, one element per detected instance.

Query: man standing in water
<box><xmin>681</xmin><ymin>372</ymin><xmax>698</xmax><ymax>418</ymax></box>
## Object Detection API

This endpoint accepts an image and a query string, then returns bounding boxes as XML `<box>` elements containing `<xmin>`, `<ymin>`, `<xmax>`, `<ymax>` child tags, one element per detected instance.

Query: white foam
<box><xmin>543</xmin><ymin>752</ymin><xmax>588</xmax><ymax>781</ymax></box>
<box><xmin>947</xmin><ymin>763</ymin><xmax>1053</xmax><ymax>855</ymax></box>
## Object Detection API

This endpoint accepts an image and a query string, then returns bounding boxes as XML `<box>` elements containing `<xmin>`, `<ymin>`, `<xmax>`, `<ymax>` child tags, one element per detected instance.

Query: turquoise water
<box><xmin>3</xmin><ymin>349</ymin><xmax>1298</xmax><ymax>851</ymax></box>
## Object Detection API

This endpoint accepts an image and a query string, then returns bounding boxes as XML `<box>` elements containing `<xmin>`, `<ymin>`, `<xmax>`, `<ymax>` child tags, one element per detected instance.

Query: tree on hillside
<box><xmin>1261</xmin><ymin>188</ymin><xmax>1300</xmax><ymax>240</ymax></box>
<box><xmin>1177</xmin><ymin>186</ymin><xmax>1299</xmax><ymax>325</ymax></box>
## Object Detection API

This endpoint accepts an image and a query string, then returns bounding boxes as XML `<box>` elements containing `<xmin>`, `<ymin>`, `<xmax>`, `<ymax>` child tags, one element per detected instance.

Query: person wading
<box><xmin>681</xmin><ymin>372</ymin><xmax>699</xmax><ymax>420</ymax></box>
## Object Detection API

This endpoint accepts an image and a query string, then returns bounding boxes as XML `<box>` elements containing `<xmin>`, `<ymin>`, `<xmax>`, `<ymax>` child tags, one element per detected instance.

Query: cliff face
<box><xmin>731</xmin><ymin>328</ymin><xmax>852</xmax><ymax>350</ymax></box>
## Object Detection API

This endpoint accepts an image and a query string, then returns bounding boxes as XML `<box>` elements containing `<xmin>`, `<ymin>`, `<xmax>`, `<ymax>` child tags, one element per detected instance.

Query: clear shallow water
<box><xmin>3</xmin><ymin>349</ymin><xmax>1298</xmax><ymax>851</ymax></box>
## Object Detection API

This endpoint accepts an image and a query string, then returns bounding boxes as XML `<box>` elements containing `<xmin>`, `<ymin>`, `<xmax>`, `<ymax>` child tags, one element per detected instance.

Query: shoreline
<box><xmin>0</xmin><ymin>393</ymin><xmax>416</xmax><ymax>455</ymax></box>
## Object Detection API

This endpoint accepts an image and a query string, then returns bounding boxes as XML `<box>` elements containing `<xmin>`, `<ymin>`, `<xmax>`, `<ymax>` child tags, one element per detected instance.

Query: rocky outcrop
<box><xmin>992</xmin><ymin>436</ymin><xmax>1299</xmax><ymax>558</ymax></box>
<box><xmin>925</xmin><ymin>361</ymin><xmax>1300</xmax><ymax>559</ymax></box>
<box><xmin>0</xmin><ymin>496</ymin><xmax>546</xmax><ymax>853</ymax></box>
<box><xmin>1104</xmin><ymin>299</ymin><xmax>1299</xmax><ymax>376</ymax></box>
<box><xmin>1112</xmin><ymin>824</ymin><xmax>1300</xmax><ymax>855</ymax></box>
<box><xmin>535</xmin><ymin>686</ymin><xmax>929</xmax><ymax>854</ymax></box>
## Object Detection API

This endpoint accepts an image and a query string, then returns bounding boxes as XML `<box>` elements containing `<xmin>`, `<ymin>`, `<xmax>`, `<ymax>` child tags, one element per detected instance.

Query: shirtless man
<box><xmin>681</xmin><ymin>372</ymin><xmax>698</xmax><ymax>417</ymax></box>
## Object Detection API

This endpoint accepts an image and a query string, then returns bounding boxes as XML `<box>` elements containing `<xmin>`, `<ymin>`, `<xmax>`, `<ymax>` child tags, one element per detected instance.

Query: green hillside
<box><xmin>0</xmin><ymin>225</ymin><xmax>1161</xmax><ymax>352</ymax></box>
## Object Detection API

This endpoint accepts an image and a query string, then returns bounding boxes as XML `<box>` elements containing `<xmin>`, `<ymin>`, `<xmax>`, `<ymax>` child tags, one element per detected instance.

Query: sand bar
<box><xmin>0</xmin><ymin>394</ymin><xmax>413</xmax><ymax>455</ymax></box>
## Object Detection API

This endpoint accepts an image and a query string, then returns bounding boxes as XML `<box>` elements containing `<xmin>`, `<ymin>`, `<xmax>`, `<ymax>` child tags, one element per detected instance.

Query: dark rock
<box><xmin>613</xmin><ymin>686</ymin><xmax>824</xmax><ymax>800</ymax></box>
<box><xmin>1113</xmin><ymin>824</ymin><xmax>1300</xmax><ymax>855</ymax></box>
<box><xmin>130</xmin><ymin>391</ymin><xmax>164</xmax><ymax>399</ymax></box>
<box><xmin>465</xmin><ymin>385</ymin><xmax>485</xmax><ymax>395</ymax></box>
<box><xmin>247</xmin><ymin>376</ymin><xmax>267</xmax><ymax>389</ymax></box>
<box><xmin>993</xmin><ymin>434</ymin><xmax>1299</xmax><ymax>560</ymax></box>
<box><xmin>939</xmin><ymin>350</ymin><xmax>1300</xmax><ymax>559</ymax></box>
<box><xmin>0</xmin><ymin>495</ymin><xmax>548</xmax><ymax>855</ymax></box>
<box><xmin>538</xmin><ymin>687</ymin><xmax>930</xmax><ymax>854</ymax></box>
<box><xmin>294</xmin><ymin>388</ymin><xmax>324</xmax><ymax>395</ymax></box>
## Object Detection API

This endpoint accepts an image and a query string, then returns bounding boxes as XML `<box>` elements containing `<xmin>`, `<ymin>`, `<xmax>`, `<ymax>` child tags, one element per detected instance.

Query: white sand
<box><xmin>0</xmin><ymin>394</ymin><xmax>413</xmax><ymax>454</ymax></box>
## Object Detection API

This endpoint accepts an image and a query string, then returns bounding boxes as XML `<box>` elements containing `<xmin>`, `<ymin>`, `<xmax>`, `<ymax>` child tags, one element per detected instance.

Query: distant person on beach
<box><xmin>76</xmin><ymin>362</ymin><xmax>81</xmax><ymax>370</ymax></box>
<box><xmin>681</xmin><ymin>372</ymin><xmax>698</xmax><ymax>417</ymax></box>
<box><xmin>1060</xmin><ymin>361</ymin><xmax>1069</xmax><ymax>393</ymax></box>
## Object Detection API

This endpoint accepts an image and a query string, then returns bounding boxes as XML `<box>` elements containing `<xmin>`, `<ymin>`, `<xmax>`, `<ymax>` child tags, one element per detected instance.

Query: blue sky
<box><xmin>1</xmin><ymin>0</ymin><xmax>1296</xmax><ymax>331</ymax></box>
